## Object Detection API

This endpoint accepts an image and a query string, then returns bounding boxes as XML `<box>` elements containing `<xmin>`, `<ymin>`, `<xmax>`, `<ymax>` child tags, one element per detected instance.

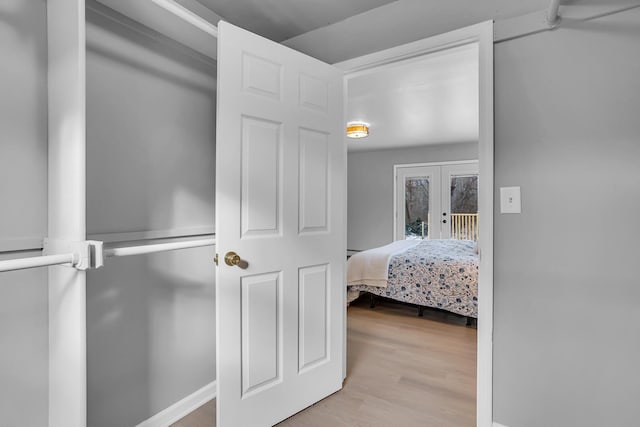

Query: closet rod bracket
<box><xmin>43</xmin><ymin>239</ymin><xmax>104</xmax><ymax>270</ymax></box>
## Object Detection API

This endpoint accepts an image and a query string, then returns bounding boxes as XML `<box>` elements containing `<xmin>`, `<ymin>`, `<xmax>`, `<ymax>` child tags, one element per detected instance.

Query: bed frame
<box><xmin>365</xmin><ymin>292</ymin><xmax>475</xmax><ymax>327</ymax></box>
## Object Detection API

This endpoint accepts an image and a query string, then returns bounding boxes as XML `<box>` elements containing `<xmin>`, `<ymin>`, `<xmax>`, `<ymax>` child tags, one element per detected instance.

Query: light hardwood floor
<box><xmin>172</xmin><ymin>297</ymin><xmax>477</xmax><ymax>427</ymax></box>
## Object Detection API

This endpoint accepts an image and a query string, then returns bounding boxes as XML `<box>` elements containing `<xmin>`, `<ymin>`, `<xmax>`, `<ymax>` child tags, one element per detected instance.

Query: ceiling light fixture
<box><xmin>346</xmin><ymin>121</ymin><xmax>369</xmax><ymax>139</ymax></box>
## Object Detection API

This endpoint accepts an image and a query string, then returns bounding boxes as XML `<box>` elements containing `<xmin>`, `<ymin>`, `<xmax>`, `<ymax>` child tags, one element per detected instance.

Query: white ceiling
<box><xmin>347</xmin><ymin>43</ymin><xmax>479</xmax><ymax>152</ymax></box>
<box><xmin>195</xmin><ymin>0</ymin><xmax>397</xmax><ymax>41</ymax></box>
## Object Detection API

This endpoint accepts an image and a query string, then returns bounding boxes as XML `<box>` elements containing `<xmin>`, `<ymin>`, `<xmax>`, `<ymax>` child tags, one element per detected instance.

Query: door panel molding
<box><xmin>241</xmin><ymin>271</ymin><xmax>283</xmax><ymax>397</ymax></box>
<box><xmin>298</xmin><ymin>264</ymin><xmax>330</xmax><ymax>373</ymax></box>
<box><xmin>240</xmin><ymin>116</ymin><xmax>283</xmax><ymax>238</ymax></box>
<box><xmin>299</xmin><ymin>128</ymin><xmax>330</xmax><ymax>234</ymax></box>
<box><xmin>242</xmin><ymin>52</ymin><xmax>283</xmax><ymax>100</ymax></box>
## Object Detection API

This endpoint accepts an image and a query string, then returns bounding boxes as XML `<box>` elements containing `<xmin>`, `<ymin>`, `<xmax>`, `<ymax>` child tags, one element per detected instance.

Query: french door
<box><xmin>395</xmin><ymin>161</ymin><xmax>479</xmax><ymax>240</ymax></box>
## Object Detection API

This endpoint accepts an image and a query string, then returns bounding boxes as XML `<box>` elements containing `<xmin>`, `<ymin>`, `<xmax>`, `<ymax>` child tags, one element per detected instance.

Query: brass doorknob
<box><xmin>224</xmin><ymin>251</ymin><xmax>241</xmax><ymax>266</ymax></box>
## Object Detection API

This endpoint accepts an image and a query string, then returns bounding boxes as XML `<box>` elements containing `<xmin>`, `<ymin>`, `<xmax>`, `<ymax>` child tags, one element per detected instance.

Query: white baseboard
<box><xmin>136</xmin><ymin>381</ymin><xmax>216</xmax><ymax>427</ymax></box>
<box><xmin>493</xmin><ymin>422</ymin><xmax>509</xmax><ymax>427</ymax></box>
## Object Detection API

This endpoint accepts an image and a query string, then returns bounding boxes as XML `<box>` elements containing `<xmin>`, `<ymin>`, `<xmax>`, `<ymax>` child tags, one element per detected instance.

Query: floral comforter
<box><xmin>348</xmin><ymin>239</ymin><xmax>478</xmax><ymax>318</ymax></box>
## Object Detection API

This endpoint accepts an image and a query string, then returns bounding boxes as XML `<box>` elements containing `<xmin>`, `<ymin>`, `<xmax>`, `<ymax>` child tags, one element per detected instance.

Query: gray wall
<box><xmin>493</xmin><ymin>8</ymin><xmax>640</xmax><ymax>427</ymax></box>
<box><xmin>86</xmin><ymin>7</ymin><xmax>216</xmax><ymax>427</ymax></box>
<box><xmin>87</xmin><ymin>245</ymin><xmax>215</xmax><ymax>426</ymax></box>
<box><xmin>86</xmin><ymin>5</ymin><xmax>216</xmax><ymax>236</ymax></box>
<box><xmin>347</xmin><ymin>143</ymin><xmax>477</xmax><ymax>250</ymax></box>
<box><xmin>0</xmin><ymin>1</ymin><xmax>49</xmax><ymax>426</ymax></box>
<box><xmin>0</xmin><ymin>254</ymin><xmax>49</xmax><ymax>427</ymax></box>
<box><xmin>0</xmin><ymin>0</ymin><xmax>48</xmax><ymax>247</ymax></box>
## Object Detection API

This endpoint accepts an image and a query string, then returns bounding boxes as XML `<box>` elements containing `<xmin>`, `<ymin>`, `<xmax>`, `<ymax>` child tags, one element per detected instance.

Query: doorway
<box><xmin>337</xmin><ymin>21</ymin><xmax>494</xmax><ymax>426</ymax></box>
<box><xmin>178</xmin><ymin>21</ymin><xmax>493</xmax><ymax>426</ymax></box>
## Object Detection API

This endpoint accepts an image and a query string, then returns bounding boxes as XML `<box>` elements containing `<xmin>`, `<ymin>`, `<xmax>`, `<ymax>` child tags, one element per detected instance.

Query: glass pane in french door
<box><xmin>450</xmin><ymin>174</ymin><xmax>478</xmax><ymax>240</ymax></box>
<box><xmin>405</xmin><ymin>177</ymin><xmax>430</xmax><ymax>239</ymax></box>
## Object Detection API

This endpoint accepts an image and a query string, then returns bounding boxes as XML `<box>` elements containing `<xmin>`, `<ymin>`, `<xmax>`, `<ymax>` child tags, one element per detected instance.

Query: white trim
<box><xmin>338</xmin><ymin>21</ymin><xmax>494</xmax><ymax>427</ymax></box>
<box><xmin>47</xmin><ymin>0</ymin><xmax>88</xmax><ymax>425</ymax></box>
<box><xmin>136</xmin><ymin>381</ymin><xmax>217</xmax><ymax>427</ymax></box>
<box><xmin>342</xmin><ymin>68</ymin><xmax>350</xmax><ymax>381</ymax></box>
<box><xmin>335</xmin><ymin>22</ymin><xmax>490</xmax><ymax>74</ymax></box>
<box><xmin>93</xmin><ymin>0</ymin><xmax>221</xmax><ymax>59</ymax></box>
<box><xmin>476</xmin><ymin>20</ymin><xmax>494</xmax><ymax>427</ymax></box>
<box><xmin>87</xmin><ymin>1</ymin><xmax>216</xmax><ymax>67</ymax></box>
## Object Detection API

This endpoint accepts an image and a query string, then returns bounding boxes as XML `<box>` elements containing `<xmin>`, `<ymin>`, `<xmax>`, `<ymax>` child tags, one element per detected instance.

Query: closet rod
<box><xmin>151</xmin><ymin>0</ymin><xmax>219</xmax><ymax>37</ymax></box>
<box><xmin>0</xmin><ymin>253</ymin><xmax>78</xmax><ymax>273</ymax></box>
<box><xmin>104</xmin><ymin>238</ymin><xmax>216</xmax><ymax>258</ymax></box>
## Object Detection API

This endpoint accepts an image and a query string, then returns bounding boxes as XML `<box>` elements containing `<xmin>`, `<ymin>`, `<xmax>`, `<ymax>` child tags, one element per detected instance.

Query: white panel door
<box><xmin>216</xmin><ymin>21</ymin><xmax>345</xmax><ymax>427</ymax></box>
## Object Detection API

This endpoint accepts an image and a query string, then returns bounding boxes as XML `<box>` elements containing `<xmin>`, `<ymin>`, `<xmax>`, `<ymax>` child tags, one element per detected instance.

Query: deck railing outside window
<box><xmin>451</xmin><ymin>213</ymin><xmax>479</xmax><ymax>241</ymax></box>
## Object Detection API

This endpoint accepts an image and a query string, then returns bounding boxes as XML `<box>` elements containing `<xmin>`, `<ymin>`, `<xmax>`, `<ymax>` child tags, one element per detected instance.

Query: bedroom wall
<box><xmin>0</xmin><ymin>1</ymin><xmax>49</xmax><ymax>426</ymax></box>
<box><xmin>85</xmin><ymin>5</ymin><xmax>216</xmax><ymax>427</ymax></box>
<box><xmin>347</xmin><ymin>142</ymin><xmax>478</xmax><ymax>251</ymax></box>
<box><xmin>492</xmin><ymin>8</ymin><xmax>640</xmax><ymax>427</ymax></box>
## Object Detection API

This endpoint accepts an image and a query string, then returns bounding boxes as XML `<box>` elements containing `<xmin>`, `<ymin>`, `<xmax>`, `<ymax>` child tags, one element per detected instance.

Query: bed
<box><xmin>347</xmin><ymin>239</ymin><xmax>478</xmax><ymax>318</ymax></box>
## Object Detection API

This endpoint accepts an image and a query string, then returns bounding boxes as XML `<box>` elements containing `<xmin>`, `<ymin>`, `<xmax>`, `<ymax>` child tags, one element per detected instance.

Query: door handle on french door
<box><xmin>224</xmin><ymin>251</ymin><xmax>241</xmax><ymax>266</ymax></box>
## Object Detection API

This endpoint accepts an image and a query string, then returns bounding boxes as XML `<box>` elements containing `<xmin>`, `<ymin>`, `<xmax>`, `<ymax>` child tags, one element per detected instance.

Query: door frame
<box><xmin>335</xmin><ymin>21</ymin><xmax>494</xmax><ymax>427</ymax></box>
<box><xmin>393</xmin><ymin>160</ymin><xmax>479</xmax><ymax>241</ymax></box>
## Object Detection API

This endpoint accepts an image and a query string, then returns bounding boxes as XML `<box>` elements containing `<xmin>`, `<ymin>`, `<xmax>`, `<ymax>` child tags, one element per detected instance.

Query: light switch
<box><xmin>500</xmin><ymin>186</ymin><xmax>521</xmax><ymax>214</ymax></box>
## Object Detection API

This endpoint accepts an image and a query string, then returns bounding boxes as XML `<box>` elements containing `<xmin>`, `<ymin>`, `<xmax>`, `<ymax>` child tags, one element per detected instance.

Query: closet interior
<box><xmin>0</xmin><ymin>1</ymin><xmax>218</xmax><ymax>425</ymax></box>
